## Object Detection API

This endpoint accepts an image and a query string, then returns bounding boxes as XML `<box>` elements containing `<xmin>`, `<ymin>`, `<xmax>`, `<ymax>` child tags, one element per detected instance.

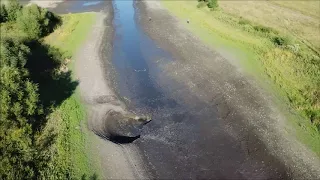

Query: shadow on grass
<box><xmin>25</xmin><ymin>40</ymin><xmax>78</xmax><ymax>130</ymax></box>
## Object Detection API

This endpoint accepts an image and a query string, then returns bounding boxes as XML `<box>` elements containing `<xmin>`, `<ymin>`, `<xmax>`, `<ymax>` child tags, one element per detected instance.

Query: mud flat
<box><xmin>134</xmin><ymin>0</ymin><xmax>320</xmax><ymax>179</ymax></box>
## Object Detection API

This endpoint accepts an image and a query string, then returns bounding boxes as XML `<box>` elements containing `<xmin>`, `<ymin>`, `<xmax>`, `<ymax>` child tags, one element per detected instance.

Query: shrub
<box><xmin>16</xmin><ymin>4</ymin><xmax>60</xmax><ymax>39</ymax></box>
<box><xmin>0</xmin><ymin>4</ymin><xmax>8</xmax><ymax>22</ymax></box>
<box><xmin>272</xmin><ymin>35</ymin><xmax>294</xmax><ymax>46</ymax></box>
<box><xmin>207</xmin><ymin>0</ymin><xmax>218</xmax><ymax>10</ymax></box>
<box><xmin>6</xmin><ymin>0</ymin><xmax>22</xmax><ymax>21</ymax></box>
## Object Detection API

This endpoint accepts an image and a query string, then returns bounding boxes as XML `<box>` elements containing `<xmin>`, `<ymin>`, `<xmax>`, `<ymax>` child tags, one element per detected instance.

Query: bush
<box><xmin>16</xmin><ymin>4</ymin><xmax>60</xmax><ymax>39</ymax></box>
<box><xmin>0</xmin><ymin>4</ymin><xmax>8</xmax><ymax>22</ymax></box>
<box><xmin>272</xmin><ymin>35</ymin><xmax>294</xmax><ymax>46</ymax></box>
<box><xmin>6</xmin><ymin>0</ymin><xmax>22</xmax><ymax>21</ymax></box>
<box><xmin>197</xmin><ymin>0</ymin><xmax>218</xmax><ymax>10</ymax></box>
<box><xmin>207</xmin><ymin>0</ymin><xmax>218</xmax><ymax>10</ymax></box>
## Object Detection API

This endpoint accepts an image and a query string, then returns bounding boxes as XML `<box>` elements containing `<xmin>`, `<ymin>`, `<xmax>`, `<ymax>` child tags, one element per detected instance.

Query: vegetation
<box><xmin>4</xmin><ymin>0</ymin><xmax>22</xmax><ymax>21</ymax></box>
<box><xmin>162</xmin><ymin>1</ymin><xmax>320</xmax><ymax>155</ymax></box>
<box><xmin>198</xmin><ymin>0</ymin><xmax>218</xmax><ymax>10</ymax></box>
<box><xmin>218</xmin><ymin>1</ymin><xmax>320</xmax><ymax>51</ymax></box>
<box><xmin>16</xmin><ymin>4</ymin><xmax>60</xmax><ymax>39</ymax></box>
<box><xmin>0</xmin><ymin>0</ymin><xmax>97</xmax><ymax>178</ymax></box>
<box><xmin>43</xmin><ymin>12</ymin><xmax>98</xmax><ymax>179</ymax></box>
<box><xmin>0</xmin><ymin>4</ymin><xmax>8</xmax><ymax>22</ymax></box>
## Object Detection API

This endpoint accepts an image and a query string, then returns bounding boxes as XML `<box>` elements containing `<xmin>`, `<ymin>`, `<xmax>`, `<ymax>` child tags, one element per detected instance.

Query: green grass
<box><xmin>162</xmin><ymin>1</ymin><xmax>320</xmax><ymax>156</ymax></box>
<box><xmin>43</xmin><ymin>12</ymin><xmax>99</xmax><ymax>179</ymax></box>
<box><xmin>45</xmin><ymin>13</ymin><xmax>97</xmax><ymax>58</ymax></box>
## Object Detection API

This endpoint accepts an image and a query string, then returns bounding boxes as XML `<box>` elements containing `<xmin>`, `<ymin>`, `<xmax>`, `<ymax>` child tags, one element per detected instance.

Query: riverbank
<box><xmin>137</xmin><ymin>0</ymin><xmax>320</xmax><ymax>179</ymax></box>
<box><xmin>1</xmin><ymin>0</ymin><xmax>100</xmax><ymax>177</ymax></box>
<box><xmin>73</xmin><ymin>2</ymin><xmax>149</xmax><ymax>179</ymax></box>
<box><xmin>43</xmin><ymin>12</ymin><xmax>99</xmax><ymax>178</ymax></box>
<box><xmin>160</xmin><ymin>1</ymin><xmax>320</xmax><ymax>157</ymax></box>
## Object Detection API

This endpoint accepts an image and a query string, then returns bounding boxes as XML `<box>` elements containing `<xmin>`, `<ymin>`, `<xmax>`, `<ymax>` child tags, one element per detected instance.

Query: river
<box><xmin>49</xmin><ymin>0</ymin><xmax>292</xmax><ymax>179</ymax></box>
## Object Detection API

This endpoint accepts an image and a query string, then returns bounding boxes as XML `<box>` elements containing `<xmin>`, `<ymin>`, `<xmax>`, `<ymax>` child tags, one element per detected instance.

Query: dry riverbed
<box><xmin>136</xmin><ymin>0</ymin><xmax>320</xmax><ymax>179</ymax></box>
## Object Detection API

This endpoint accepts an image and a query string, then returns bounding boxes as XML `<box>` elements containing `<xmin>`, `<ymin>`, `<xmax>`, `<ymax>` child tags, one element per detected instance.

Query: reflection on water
<box><xmin>83</xmin><ymin>1</ymin><xmax>102</xmax><ymax>7</ymax></box>
<box><xmin>111</xmin><ymin>0</ymin><xmax>174</xmax><ymax>109</ymax></box>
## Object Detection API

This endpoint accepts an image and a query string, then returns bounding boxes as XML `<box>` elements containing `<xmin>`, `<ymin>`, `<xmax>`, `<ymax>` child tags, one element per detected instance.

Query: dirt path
<box><xmin>136</xmin><ymin>0</ymin><xmax>320</xmax><ymax>179</ymax></box>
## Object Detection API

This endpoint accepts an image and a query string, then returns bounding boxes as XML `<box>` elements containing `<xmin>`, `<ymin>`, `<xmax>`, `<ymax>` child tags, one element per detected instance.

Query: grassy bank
<box><xmin>43</xmin><ymin>12</ymin><xmax>98</xmax><ymax>179</ymax></box>
<box><xmin>1</xmin><ymin>1</ymin><xmax>99</xmax><ymax>178</ymax></box>
<box><xmin>161</xmin><ymin>1</ymin><xmax>320</xmax><ymax>156</ymax></box>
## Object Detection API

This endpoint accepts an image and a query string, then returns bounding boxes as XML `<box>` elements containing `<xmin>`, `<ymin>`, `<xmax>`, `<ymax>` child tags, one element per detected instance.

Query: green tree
<box><xmin>0</xmin><ymin>38</ymin><xmax>39</xmax><ymax>179</ymax></box>
<box><xmin>207</xmin><ymin>0</ymin><xmax>218</xmax><ymax>10</ymax></box>
<box><xmin>5</xmin><ymin>0</ymin><xmax>22</xmax><ymax>21</ymax></box>
<box><xmin>16</xmin><ymin>4</ymin><xmax>60</xmax><ymax>39</ymax></box>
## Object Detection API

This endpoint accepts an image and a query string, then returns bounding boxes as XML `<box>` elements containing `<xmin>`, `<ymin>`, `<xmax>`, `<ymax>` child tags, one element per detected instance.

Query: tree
<box><xmin>0</xmin><ymin>38</ymin><xmax>39</xmax><ymax>179</ymax></box>
<box><xmin>5</xmin><ymin>0</ymin><xmax>22</xmax><ymax>21</ymax></box>
<box><xmin>16</xmin><ymin>4</ymin><xmax>60</xmax><ymax>39</ymax></box>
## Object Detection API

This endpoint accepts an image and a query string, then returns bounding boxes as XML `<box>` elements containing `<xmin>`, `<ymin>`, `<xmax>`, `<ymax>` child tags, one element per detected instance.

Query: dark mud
<box><xmin>108</xmin><ymin>0</ymin><xmax>294</xmax><ymax>179</ymax></box>
<box><xmin>133</xmin><ymin>0</ymin><xmax>320</xmax><ymax>179</ymax></box>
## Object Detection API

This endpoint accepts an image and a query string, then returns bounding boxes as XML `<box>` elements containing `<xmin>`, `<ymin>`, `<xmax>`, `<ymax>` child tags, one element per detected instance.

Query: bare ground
<box><xmin>136</xmin><ymin>0</ymin><xmax>320</xmax><ymax>179</ymax></box>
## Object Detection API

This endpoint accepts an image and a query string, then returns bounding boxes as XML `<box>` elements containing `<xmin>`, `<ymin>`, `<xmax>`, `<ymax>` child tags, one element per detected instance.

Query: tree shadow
<box><xmin>25</xmin><ymin>40</ymin><xmax>78</xmax><ymax>130</ymax></box>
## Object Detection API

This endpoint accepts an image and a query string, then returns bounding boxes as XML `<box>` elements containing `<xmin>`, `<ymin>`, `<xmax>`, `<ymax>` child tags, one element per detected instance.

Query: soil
<box><xmin>133</xmin><ymin>0</ymin><xmax>320</xmax><ymax>179</ymax></box>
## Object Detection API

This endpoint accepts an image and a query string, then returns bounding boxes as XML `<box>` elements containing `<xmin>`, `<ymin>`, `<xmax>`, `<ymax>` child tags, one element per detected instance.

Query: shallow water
<box><xmin>112</xmin><ymin>0</ymin><xmax>174</xmax><ymax>109</ymax></box>
<box><xmin>83</xmin><ymin>1</ymin><xmax>102</xmax><ymax>7</ymax></box>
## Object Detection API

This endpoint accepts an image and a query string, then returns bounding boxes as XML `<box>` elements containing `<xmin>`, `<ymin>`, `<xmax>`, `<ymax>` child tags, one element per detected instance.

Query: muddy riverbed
<box><xmin>45</xmin><ymin>0</ymin><xmax>320</xmax><ymax>179</ymax></box>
